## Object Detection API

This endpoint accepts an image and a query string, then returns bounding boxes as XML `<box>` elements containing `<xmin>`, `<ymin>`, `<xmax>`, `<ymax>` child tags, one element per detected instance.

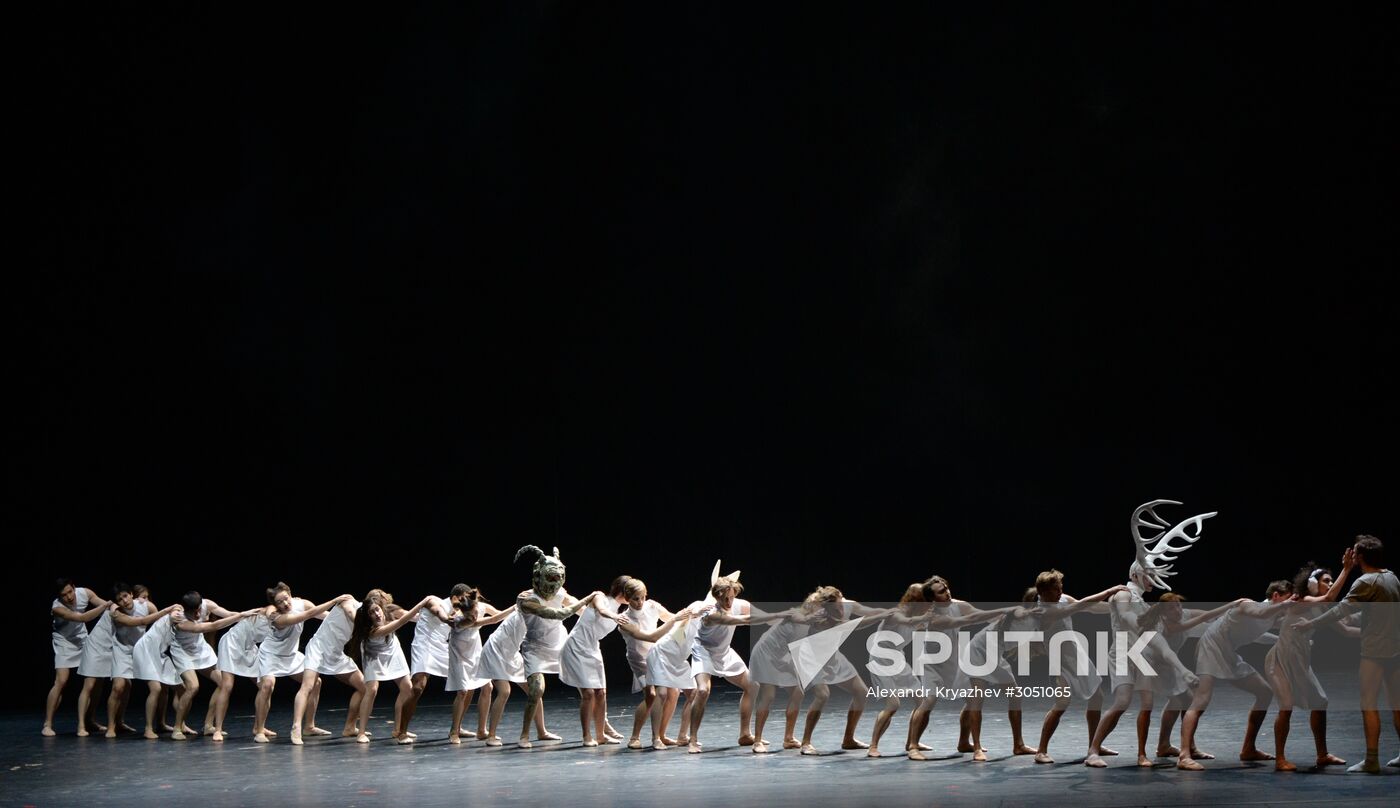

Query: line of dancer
<box><xmin>43</xmin><ymin>520</ymin><xmax>1400</xmax><ymax>773</ymax></box>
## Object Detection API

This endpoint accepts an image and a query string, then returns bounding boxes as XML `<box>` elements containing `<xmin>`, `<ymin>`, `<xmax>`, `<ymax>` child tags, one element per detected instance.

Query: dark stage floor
<box><xmin>6</xmin><ymin>679</ymin><xmax>1398</xmax><ymax>808</ymax></box>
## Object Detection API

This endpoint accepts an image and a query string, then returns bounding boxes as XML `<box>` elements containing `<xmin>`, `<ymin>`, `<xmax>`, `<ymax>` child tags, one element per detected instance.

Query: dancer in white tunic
<box><xmin>511</xmin><ymin>545</ymin><xmax>599</xmax><ymax>748</ymax></box>
<box><xmin>104</xmin><ymin>584</ymin><xmax>175</xmax><ymax>738</ymax></box>
<box><xmin>168</xmin><ymin>592</ymin><xmax>260</xmax><ymax>740</ymax></box>
<box><xmin>287</xmin><ymin>596</ymin><xmax>367</xmax><ymax>744</ymax></box>
<box><xmin>560</xmin><ymin>589</ymin><xmax>627</xmax><ymax>745</ymax></box>
<box><xmin>749</xmin><ymin>598</ymin><xmax>825</xmax><ymax>754</ymax></box>
<box><xmin>45</xmin><ymin>578</ymin><xmax>109</xmax><ymax>736</ymax></box>
<box><xmin>863</xmin><ymin>584</ymin><xmax>938</xmax><ymax>758</ymax></box>
<box><xmin>209</xmin><ymin>605</ymin><xmax>272</xmax><ymax>740</ymax></box>
<box><xmin>446</xmin><ymin>586</ymin><xmax>514</xmax><ymax>744</ymax></box>
<box><xmin>613</xmin><ymin>577</ymin><xmax>684</xmax><ymax>749</ymax></box>
<box><xmin>786</xmin><ymin>589</ymin><xmax>894</xmax><ymax>756</ymax></box>
<box><xmin>1138</xmin><ymin>592</ymin><xmax>1242</xmax><ymax>762</ymax></box>
<box><xmin>1029</xmin><ymin>571</ymin><xmax>1130</xmax><ymax>763</ymax></box>
<box><xmin>686</xmin><ymin>575</ymin><xmax>792</xmax><ymax>753</ymax></box>
<box><xmin>1268</xmin><ymin>563</ymin><xmax>1355</xmax><ymax>770</ymax></box>
<box><xmin>253</xmin><ymin>583</ymin><xmax>350</xmax><ymax>743</ymax></box>
<box><xmin>645</xmin><ymin>599</ymin><xmax>715</xmax><ymax>750</ymax></box>
<box><xmin>345</xmin><ymin>592</ymin><xmax>433</xmax><ymax>744</ymax></box>
<box><xmin>75</xmin><ymin>597</ymin><xmax>117</xmax><ymax>737</ymax></box>
<box><xmin>953</xmin><ymin>590</ymin><xmax>1045</xmax><ymax>762</ymax></box>
<box><xmin>132</xmin><ymin>606</ymin><xmax>186</xmax><ymax>739</ymax></box>
<box><xmin>1174</xmin><ymin>580</ymin><xmax>1295</xmax><ymax>770</ymax></box>
<box><xmin>400</xmin><ymin>591</ymin><xmax>459</xmax><ymax>742</ymax></box>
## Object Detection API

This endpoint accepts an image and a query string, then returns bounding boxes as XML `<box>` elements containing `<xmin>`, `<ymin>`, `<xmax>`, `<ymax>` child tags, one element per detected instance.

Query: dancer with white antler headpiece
<box><xmin>1085</xmin><ymin>499</ymin><xmax>1210</xmax><ymax>767</ymax></box>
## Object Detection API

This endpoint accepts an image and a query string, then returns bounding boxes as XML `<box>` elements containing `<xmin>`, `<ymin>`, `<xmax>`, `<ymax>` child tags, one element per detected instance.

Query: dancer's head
<box><xmin>449</xmin><ymin>584</ymin><xmax>481</xmax><ymax>620</ymax></box>
<box><xmin>366</xmin><ymin>588</ymin><xmax>394</xmax><ymax>605</ymax></box>
<box><xmin>346</xmin><ymin>593</ymin><xmax>389</xmax><ymax>666</ymax></box>
<box><xmin>802</xmin><ymin>585</ymin><xmax>844</xmax><ymax>625</ymax></box>
<box><xmin>899</xmin><ymin>583</ymin><xmax>926</xmax><ymax>604</ymax></box>
<box><xmin>56</xmin><ymin>578</ymin><xmax>76</xmax><ymax>606</ymax></box>
<box><xmin>609</xmin><ymin>575</ymin><xmax>634</xmax><ymax>603</ymax></box>
<box><xmin>133</xmin><ymin>584</ymin><xmax>150</xmax><ymax>600</ymax></box>
<box><xmin>921</xmin><ymin>575</ymin><xmax>952</xmax><ymax>603</ymax></box>
<box><xmin>711</xmin><ymin>577</ymin><xmax>743</xmax><ymax>610</ymax></box>
<box><xmin>1141</xmin><ymin>591</ymin><xmax>1186</xmax><ymax>630</ymax></box>
<box><xmin>1353</xmin><ymin>535</ymin><xmax>1385</xmax><ymax>570</ymax></box>
<box><xmin>1034</xmin><ymin>569</ymin><xmax>1065</xmax><ymax>602</ymax></box>
<box><xmin>516</xmin><ymin>545</ymin><xmax>566</xmax><ymax>599</ymax></box>
<box><xmin>622</xmin><ymin>578</ymin><xmax>648</xmax><ymax>611</ymax></box>
<box><xmin>180</xmin><ymin>591</ymin><xmax>203</xmax><ymax>617</ymax></box>
<box><xmin>267</xmin><ymin>582</ymin><xmax>293</xmax><ymax>612</ymax></box>
<box><xmin>1021</xmin><ymin>587</ymin><xmax>1039</xmax><ymax>603</ymax></box>
<box><xmin>1264</xmin><ymin>580</ymin><xmax>1295</xmax><ymax>602</ymax></box>
<box><xmin>1294</xmin><ymin>563</ymin><xmax>1334</xmax><ymax>597</ymax></box>
<box><xmin>112</xmin><ymin>583</ymin><xmax>134</xmax><ymax>611</ymax></box>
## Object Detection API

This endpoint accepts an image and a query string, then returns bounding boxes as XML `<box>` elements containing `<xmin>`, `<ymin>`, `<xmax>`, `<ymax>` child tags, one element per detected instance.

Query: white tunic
<box><xmin>111</xmin><ymin>600</ymin><xmax>151</xmax><ymax>680</ymax></box>
<box><xmin>560</xmin><ymin>603</ymin><xmax>619</xmax><ymax>689</ymax></box>
<box><xmin>78</xmin><ymin>610</ymin><xmax>116</xmax><ymax>678</ymax></box>
<box><xmin>520</xmin><ymin>591</ymin><xmax>569</xmax><ymax>676</ymax></box>
<box><xmin>622</xmin><ymin>600</ymin><xmax>664</xmax><ymax>692</ymax></box>
<box><xmin>748</xmin><ymin>619</ymin><xmax>809</xmax><ymax>687</ymax></box>
<box><xmin>645</xmin><ymin>605</ymin><xmax>705</xmax><ymax>690</ymax></box>
<box><xmin>217</xmin><ymin>612</ymin><xmax>270</xmax><ymax>678</ymax></box>
<box><xmin>1038</xmin><ymin>594</ymin><xmax>1103</xmax><ymax>699</ymax></box>
<box><xmin>1264</xmin><ymin>603</ymin><xmax>1327</xmax><ymax>710</ymax></box>
<box><xmin>477</xmin><ymin>609</ymin><xmax>527</xmax><ymax>683</ymax></box>
<box><xmin>691</xmin><ymin>598</ymin><xmax>749</xmax><ymax>678</ymax></box>
<box><xmin>303</xmin><ymin>600</ymin><xmax>360</xmax><ymax>676</ymax></box>
<box><xmin>954</xmin><ymin>615</ymin><xmax>1017</xmax><ymax>689</ymax></box>
<box><xmin>1195</xmin><ymin>601</ymin><xmax>1276</xmax><ymax>680</ymax></box>
<box><xmin>925</xmin><ymin>601</ymin><xmax>971</xmax><ymax>688</ymax></box>
<box><xmin>446</xmin><ymin>604</ymin><xmax>490</xmax><ymax>692</ymax></box>
<box><xmin>817</xmin><ymin>602</ymin><xmax>861</xmax><ymax>685</ymax></box>
<box><xmin>132</xmin><ymin>614</ymin><xmax>182</xmax><ymax>686</ymax></box>
<box><xmin>258</xmin><ymin>600</ymin><xmax>307</xmax><ymax>678</ymax></box>
<box><xmin>409</xmin><ymin>597</ymin><xmax>452</xmax><ymax>678</ymax></box>
<box><xmin>362</xmin><ymin>631</ymin><xmax>410</xmax><ymax>682</ymax></box>
<box><xmin>170</xmin><ymin>601</ymin><xmax>220</xmax><ymax>673</ymax></box>
<box><xmin>870</xmin><ymin>612</ymin><xmax>922</xmax><ymax>692</ymax></box>
<box><xmin>51</xmin><ymin>588</ymin><xmax>91</xmax><ymax>668</ymax></box>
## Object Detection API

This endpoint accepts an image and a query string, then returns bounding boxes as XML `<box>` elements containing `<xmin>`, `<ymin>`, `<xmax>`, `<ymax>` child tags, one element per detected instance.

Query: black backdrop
<box><xmin>13</xmin><ymin>3</ymin><xmax>1397</xmax><ymax>708</ymax></box>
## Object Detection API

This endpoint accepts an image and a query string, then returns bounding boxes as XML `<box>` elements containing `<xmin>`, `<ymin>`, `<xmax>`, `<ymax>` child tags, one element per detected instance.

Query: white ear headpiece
<box><xmin>705</xmin><ymin>561</ymin><xmax>742</xmax><ymax>604</ymax></box>
<box><xmin>1130</xmin><ymin>499</ymin><xmax>1215</xmax><ymax>591</ymax></box>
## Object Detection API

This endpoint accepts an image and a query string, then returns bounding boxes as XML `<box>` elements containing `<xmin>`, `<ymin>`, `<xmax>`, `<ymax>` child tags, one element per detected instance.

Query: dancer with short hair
<box><xmin>45</xmin><ymin>578</ymin><xmax>109</xmax><ymax>736</ymax></box>
<box><xmin>614</xmin><ymin>577</ymin><xmax>684</xmax><ymax>749</ymax></box>
<box><xmin>168</xmin><ymin>592</ymin><xmax>260</xmax><ymax>740</ymax></box>
<box><xmin>253</xmin><ymin>584</ymin><xmax>350</xmax><ymax>743</ymax></box>
<box><xmin>104</xmin><ymin>584</ymin><xmax>177</xmax><ymax>738</ymax></box>
<box><xmin>288</xmin><ymin>595</ymin><xmax>367</xmax><ymax>744</ymax></box>
<box><xmin>400</xmin><ymin>589</ymin><xmax>460</xmax><ymax>742</ymax></box>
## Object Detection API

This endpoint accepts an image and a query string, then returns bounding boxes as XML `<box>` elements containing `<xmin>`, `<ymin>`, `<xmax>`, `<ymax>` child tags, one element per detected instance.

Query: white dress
<box><xmin>622</xmin><ymin>600</ymin><xmax>664</xmax><ymax>692</ymax></box>
<box><xmin>362</xmin><ymin>631</ymin><xmax>410</xmax><ymax>682</ymax></box>
<box><xmin>954</xmin><ymin>615</ymin><xmax>1017</xmax><ymax>689</ymax></box>
<box><xmin>170</xmin><ymin>601</ymin><xmax>220</xmax><ymax>674</ymax></box>
<box><xmin>217</xmin><ymin>612</ymin><xmax>270</xmax><ymax>678</ymax></box>
<box><xmin>410</xmin><ymin>597</ymin><xmax>452</xmax><ymax>678</ymax></box>
<box><xmin>446</xmin><ymin>604</ymin><xmax>490</xmax><ymax>692</ymax></box>
<box><xmin>1195</xmin><ymin>602</ymin><xmax>1276</xmax><ymax>680</ymax></box>
<box><xmin>645</xmin><ymin>605</ymin><xmax>705</xmax><ymax>690</ymax></box>
<box><xmin>691</xmin><ymin>598</ymin><xmax>749</xmax><ymax>678</ymax></box>
<box><xmin>303</xmin><ymin>600</ymin><xmax>360</xmax><ymax>676</ymax></box>
<box><xmin>748</xmin><ymin>619</ymin><xmax>809</xmax><ymax>687</ymax></box>
<box><xmin>560</xmin><ymin>603</ymin><xmax>619</xmax><ymax>689</ymax></box>
<box><xmin>477</xmin><ymin>609</ymin><xmax>527</xmax><ymax>683</ymax></box>
<box><xmin>78</xmin><ymin>610</ymin><xmax>116</xmax><ymax>678</ymax></box>
<box><xmin>1106</xmin><ymin>592</ymin><xmax>1149</xmax><ymax>691</ymax></box>
<box><xmin>520</xmin><ymin>591</ymin><xmax>569</xmax><ymax>676</ymax></box>
<box><xmin>818</xmin><ymin>603</ymin><xmax>861</xmax><ymax>685</ymax></box>
<box><xmin>870</xmin><ymin>612</ymin><xmax>922</xmax><ymax>692</ymax></box>
<box><xmin>111</xmin><ymin>600</ymin><xmax>151</xmax><ymax>680</ymax></box>
<box><xmin>132</xmin><ymin>614</ymin><xmax>182</xmax><ymax>686</ymax></box>
<box><xmin>925</xmin><ymin>601</ymin><xmax>971</xmax><ymax>688</ymax></box>
<box><xmin>51</xmin><ymin>588</ymin><xmax>91</xmax><ymax>668</ymax></box>
<box><xmin>1039</xmin><ymin>595</ymin><xmax>1103</xmax><ymax>699</ymax></box>
<box><xmin>258</xmin><ymin>600</ymin><xmax>307</xmax><ymax>678</ymax></box>
<box><xmin>1264</xmin><ymin>603</ymin><xmax>1327</xmax><ymax>710</ymax></box>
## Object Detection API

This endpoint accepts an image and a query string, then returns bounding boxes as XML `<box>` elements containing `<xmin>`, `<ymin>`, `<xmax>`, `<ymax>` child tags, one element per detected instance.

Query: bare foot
<box><xmin>738</xmin><ymin>734</ymin><xmax>755</xmax><ymax>746</ymax></box>
<box><xmin>800</xmin><ymin>743</ymin><xmax>821</xmax><ymax>755</ymax></box>
<box><xmin>41</xmin><ymin>727</ymin><xmax>56</xmax><ymax>737</ymax></box>
<box><xmin>972</xmin><ymin>748</ymin><xmax>988</xmax><ymax>762</ymax></box>
<box><xmin>1317</xmin><ymin>753</ymin><xmax>1346</xmax><ymax>766</ymax></box>
<box><xmin>783</xmin><ymin>738</ymin><xmax>801</xmax><ymax>750</ymax></box>
<box><xmin>907</xmin><ymin>749</ymin><xmax>926</xmax><ymax>761</ymax></box>
<box><xmin>1095</xmin><ymin>746</ymin><xmax>1119</xmax><ymax>756</ymax></box>
<box><xmin>536</xmin><ymin>730</ymin><xmax>561</xmax><ymax>741</ymax></box>
<box><xmin>1156</xmin><ymin>745</ymin><xmax>1181</xmax><ymax>757</ymax></box>
<box><xmin>1239</xmin><ymin>749</ymin><xmax>1275</xmax><ymax>761</ymax></box>
<box><xmin>1014</xmin><ymin>744</ymin><xmax>1037</xmax><ymax>755</ymax></box>
<box><xmin>252</xmin><ymin>732</ymin><xmax>269</xmax><ymax>743</ymax></box>
<box><xmin>1177</xmin><ymin>756</ymin><xmax>1204</xmax><ymax>771</ymax></box>
<box><xmin>1034</xmin><ymin>752</ymin><xmax>1054</xmax><ymax>764</ymax></box>
<box><xmin>753</xmin><ymin>741</ymin><xmax>771</xmax><ymax>754</ymax></box>
<box><xmin>867</xmin><ymin>747</ymin><xmax>881</xmax><ymax>758</ymax></box>
<box><xmin>627</xmin><ymin>738</ymin><xmax>642</xmax><ymax>749</ymax></box>
<box><xmin>841</xmin><ymin>738</ymin><xmax>869</xmax><ymax>750</ymax></box>
<box><xmin>1085</xmin><ymin>754</ymin><xmax>1106</xmax><ymax>768</ymax></box>
<box><xmin>1137</xmin><ymin>755</ymin><xmax>1153</xmax><ymax>768</ymax></box>
<box><xmin>104</xmin><ymin>729</ymin><xmax>117</xmax><ymax>739</ymax></box>
<box><xmin>1275</xmin><ymin>759</ymin><xmax>1297</xmax><ymax>772</ymax></box>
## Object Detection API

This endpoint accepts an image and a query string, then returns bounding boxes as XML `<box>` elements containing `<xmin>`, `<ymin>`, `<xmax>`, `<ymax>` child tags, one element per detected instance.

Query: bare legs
<box><xmin>449</xmin><ymin>685</ymin><xmax>489</xmax><ymax>743</ymax></box>
<box><xmin>648</xmin><ymin>686</ymin><xmax>691</xmax><ymax>750</ymax></box>
<box><xmin>253</xmin><ymin>675</ymin><xmax>276</xmax><ymax>742</ymax></box>
<box><xmin>1087</xmin><ymin>685</ymin><xmax>1153</xmax><ymax>767</ymax></box>
<box><xmin>42</xmin><ymin>668</ymin><xmax>73</xmax><ymax>736</ymax></box>
<box><xmin>1349</xmin><ymin>657</ymin><xmax>1400</xmax><ymax>773</ymax></box>
<box><xmin>75</xmin><ymin>676</ymin><xmax>107</xmax><ymax>737</ymax></box>
<box><xmin>105</xmin><ymin>677</ymin><xmax>132</xmax><ymax>737</ymax></box>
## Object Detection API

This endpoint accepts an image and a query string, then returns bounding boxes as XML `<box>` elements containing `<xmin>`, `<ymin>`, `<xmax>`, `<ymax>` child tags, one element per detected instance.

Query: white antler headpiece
<box><xmin>1129</xmin><ymin>499</ymin><xmax>1215</xmax><ymax>591</ymax></box>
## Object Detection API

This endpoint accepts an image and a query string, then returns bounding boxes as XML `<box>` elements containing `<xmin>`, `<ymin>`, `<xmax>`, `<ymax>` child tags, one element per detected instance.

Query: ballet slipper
<box><xmin>94</xmin><ymin>723</ymin><xmax>108</xmax><ymax>733</ymax></box>
<box><xmin>972</xmin><ymin>748</ymin><xmax>988</xmax><ymax>762</ymax></box>
<box><xmin>486</xmin><ymin>737</ymin><xmax>504</xmax><ymax>747</ymax></box>
<box><xmin>627</xmin><ymin>738</ymin><xmax>642</xmax><ymax>749</ymax></box>
<box><xmin>906</xmin><ymin>749</ymin><xmax>926</xmax><ymax>761</ymax></box>
<box><xmin>867</xmin><ymin>747</ymin><xmax>881</xmax><ymax>758</ymax></box>
<box><xmin>1346</xmin><ymin>760</ymin><xmax>1380</xmax><ymax>773</ymax></box>
<box><xmin>517</xmin><ymin>738</ymin><xmax>533</xmax><ymax>749</ymax></box>
<box><xmin>290</xmin><ymin>728</ymin><xmax>303</xmax><ymax>746</ymax></box>
<box><xmin>652</xmin><ymin>739</ymin><xmax>667</xmax><ymax>751</ymax></box>
<box><xmin>1275</xmin><ymin>759</ymin><xmax>1297</xmax><ymax>772</ymax></box>
<box><xmin>161</xmin><ymin>724</ymin><xmax>175</xmax><ymax>733</ymax></box>
<box><xmin>1177</xmin><ymin>756</ymin><xmax>1205</xmax><ymax>771</ymax></box>
<box><xmin>753</xmin><ymin>741</ymin><xmax>771</xmax><ymax>754</ymax></box>
<box><xmin>41</xmin><ymin>726</ymin><xmax>57</xmax><ymax>737</ymax></box>
<box><xmin>661</xmin><ymin>736</ymin><xmax>680</xmax><ymax>746</ymax></box>
<box><xmin>396</xmin><ymin>735</ymin><xmax>414</xmax><ymax>745</ymax></box>
<box><xmin>143</xmin><ymin>730</ymin><xmax>159</xmax><ymax>740</ymax></box>
<box><xmin>956</xmin><ymin>741</ymin><xmax>975</xmax><ymax>753</ymax></box>
<box><xmin>210</xmin><ymin>732</ymin><xmax>223</xmax><ymax>743</ymax></box>
<box><xmin>252</xmin><ymin>732</ymin><xmax>269</xmax><ymax>743</ymax></box>
<box><xmin>1317</xmin><ymin>753</ymin><xmax>1346</xmax><ymax>766</ymax></box>
<box><xmin>104</xmin><ymin>729</ymin><xmax>117</xmax><ymax>739</ymax></box>
<box><xmin>1136</xmin><ymin>755</ymin><xmax>1153</xmax><ymax>768</ymax></box>
<box><xmin>448</xmin><ymin>735</ymin><xmax>461</xmax><ymax>745</ymax></box>
<box><xmin>1189</xmin><ymin>748</ymin><xmax>1214</xmax><ymax>759</ymax></box>
<box><xmin>676</xmin><ymin>735</ymin><xmax>691</xmax><ymax>746</ymax></box>
<box><xmin>1386</xmin><ymin>754</ymin><xmax>1399</xmax><ymax>768</ymax></box>
<box><xmin>1156</xmin><ymin>744</ymin><xmax>1180</xmax><ymax>757</ymax></box>
<box><xmin>1084</xmin><ymin>753</ymin><xmax>1106</xmax><ymax>768</ymax></box>
<box><xmin>582</xmin><ymin>738</ymin><xmax>598</xmax><ymax>747</ymax></box>
<box><xmin>460</xmin><ymin>729</ymin><xmax>477</xmax><ymax>738</ymax></box>
<box><xmin>600</xmin><ymin>735</ymin><xmax>620</xmax><ymax>745</ymax></box>
<box><xmin>1034</xmin><ymin>752</ymin><xmax>1054</xmax><ymax>764</ymax></box>
<box><xmin>536</xmin><ymin>730</ymin><xmax>561</xmax><ymax>741</ymax></box>
<box><xmin>181</xmin><ymin>724</ymin><xmax>197</xmax><ymax>735</ymax></box>
<box><xmin>782</xmin><ymin>739</ymin><xmax>801</xmax><ymax>750</ymax></box>
<box><xmin>1239</xmin><ymin>749</ymin><xmax>1274</xmax><ymax>761</ymax></box>
<box><xmin>915</xmin><ymin>742</ymin><xmax>932</xmax><ymax>751</ymax></box>
<box><xmin>688</xmin><ymin>740</ymin><xmax>702</xmax><ymax>754</ymax></box>
<box><xmin>1013</xmin><ymin>744</ymin><xmax>1037</xmax><ymax>755</ymax></box>
<box><xmin>121</xmin><ymin>723</ymin><xmax>138</xmax><ymax>733</ymax></box>
<box><xmin>262</xmin><ymin>728</ymin><xmax>278</xmax><ymax>737</ymax></box>
<box><xmin>170</xmin><ymin>731</ymin><xmax>187</xmax><ymax>741</ymax></box>
<box><xmin>1095</xmin><ymin>746</ymin><xmax>1118</xmax><ymax>756</ymax></box>
<box><xmin>77</xmin><ymin>729</ymin><xmax>90</xmax><ymax>737</ymax></box>
<box><xmin>356</xmin><ymin>733</ymin><xmax>370</xmax><ymax>744</ymax></box>
<box><xmin>841</xmin><ymin>738</ymin><xmax>869</xmax><ymax>750</ymax></box>
<box><xmin>305</xmin><ymin>727</ymin><xmax>332</xmax><ymax>737</ymax></box>
<box><xmin>800</xmin><ymin>743</ymin><xmax>821</xmax><ymax>755</ymax></box>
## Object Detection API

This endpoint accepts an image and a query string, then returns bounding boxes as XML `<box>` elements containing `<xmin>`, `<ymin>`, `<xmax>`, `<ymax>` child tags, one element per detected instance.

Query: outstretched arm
<box><xmin>619</xmin><ymin>608</ymin><xmax>696</xmax><ymax>642</ymax></box>
<box><xmin>463</xmin><ymin>604</ymin><xmax>515</xmax><ymax>629</ymax></box>
<box><xmin>52</xmin><ymin>601</ymin><xmax>109</xmax><ymax>624</ymax></box>
<box><xmin>271</xmin><ymin>594</ymin><xmax>352</xmax><ymax>628</ymax></box>
<box><xmin>1318</xmin><ymin>548</ymin><xmax>1356</xmax><ymax>602</ymax></box>
<box><xmin>83</xmin><ymin>588</ymin><xmax>111</xmax><ymax>610</ymax></box>
<box><xmin>371</xmin><ymin>597</ymin><xmax>432</xmax><ymax>638</ymax></box>
<box><xmin>203</xmin><ymin>599</ymin><xmax>238</xmax><ymax>619</ymax></box>
<box><xmin>177</xmin><ymin>609</ymin><xmax>262</xmax><ymax>634</ymax></box>
<box><xmin>113</xmin><ymin>603</ymin><xmax>178</xmax><ymax>627</ymax></box>
<box><xmin>1172</xmin><ymin>599</ymin><xmax>1247</xmax><ymax>633</ymax></box>
<box><xmin>424</xmin><ymin>596</ymin><xmax>455</xmax><ymax>623</ymax></box>
<box><xmin>1062</xmin><ymin>585</ymin><xmax>1129</xmax><ymax>614</ymax></box>
<box><xmin>518</xmin><ymin>591</ymin><xmax>600</xmax><ymax>621</ymax></box>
